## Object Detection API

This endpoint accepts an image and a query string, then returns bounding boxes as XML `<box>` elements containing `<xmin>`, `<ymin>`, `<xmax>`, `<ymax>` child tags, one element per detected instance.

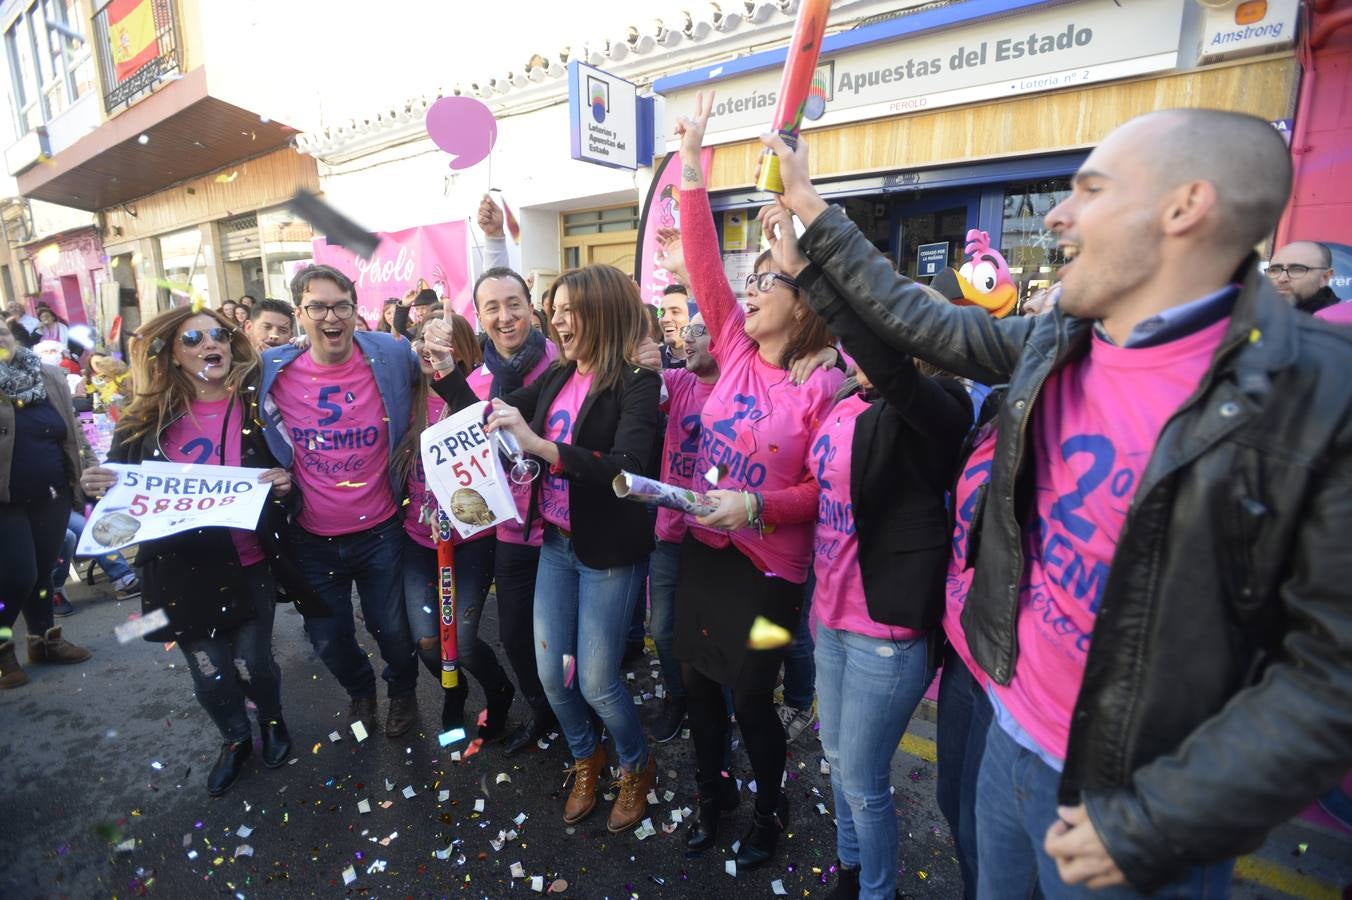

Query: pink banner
<box><xmin>635</xmin><ymin>149</ymin><xmax>713</xmax><ymax>309</ymax></box>
<box><xmin>311</xmin><ymin>220</ymin><xmax>475</xmax><ymax>329</ymax></box>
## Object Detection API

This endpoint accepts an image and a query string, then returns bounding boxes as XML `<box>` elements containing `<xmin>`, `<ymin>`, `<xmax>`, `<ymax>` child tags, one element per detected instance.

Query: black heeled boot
<box><xmin>440</xmin><ymin>681</ymin><xmax>469</xmax><ymax>748</ymax></box>
<box><xmin>685</xmin><ymin>776</ymin><xmax>740</xmax><ymax>851</ymax></box>
<box><xmin>207</xmin><ymin>740</ymin><xmax>252</xmax><ymax>797</ymax></box>
<box><xmin>480</xmin><ymin>680</ymin><xmax>516</xmax><ymax>741</ymax></box>
<box><xmin>260</xmin><ymin>719</ymin><xmax>292</xmax><ymax>768</ymax></box>
<box><xmin>734</xmin><ymin>792</ymin><xmax>789</xmax><ymax>869</ymax></box>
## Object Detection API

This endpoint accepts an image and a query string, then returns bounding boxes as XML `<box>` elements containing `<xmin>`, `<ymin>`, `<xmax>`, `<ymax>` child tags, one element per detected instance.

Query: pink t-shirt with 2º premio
<box><xmin>809</xmin><ymin>392</ymin><xmax>925</xmax><ymax>642</ymax></box>
<box><xmin>656</xmin><ymin>368</ymin><xmax>716</xmax><ymax>544</ymax></box>
<box><xmin>162</xmin><ymin>397</ymin><xmax>266</xmax><ymax>567</ymax></box>
<box><xmin>537</xmin><ymin>369</ymin><xmax>594</xmax><ymax>532</ymax></box>
<box><xmin>270</xmin><ymin>349</ymin><xmax>395</xmax><ymax>536</ymax></box>
<box><xmin>467</xmin><ymin>340</ymin><xmax>559</xmax><ymax>546</ymax></box>
<box><xmin>992</xmin><ymin>316</ymin><xmax>1230</xmax><ymax>762</ymax></box>
<box><xmin>944</xmin><ymin>427</ymin><xmax>998</xmax><ymax>689</ymax></box>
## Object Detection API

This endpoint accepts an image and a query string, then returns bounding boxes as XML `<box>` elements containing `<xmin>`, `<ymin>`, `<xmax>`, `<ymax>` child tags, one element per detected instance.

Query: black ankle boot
<box><xmin>441</xmin><ymin>682</ymin><xmax>469</xmax><ymax>745</ymax></box>
<box><xmin>207</xmin><ymin>740</ymin><xmax>252</xmax><ymax>797</ymax></box>
<box><xmin>685</xmin><ymin>777</ymin><xmax>739</xmax><ymax>851</ymax></box>
<box><xmin>734</xmin><ymin>793</ymin><xmax>788</xmax><ymax>870</ymax></box>
<box><xmin>826</xmin><ymin>863</ymin><xmax>860</xmax><ymax>900</ymax></box>
<box><xmin>260</xmin><ymin>719</ymin><xmax>292</xmax><ymax>768</ymax></box>
<box><xmin>480</xmin><ymin>681</ymin><xmax>515</xmax><ymax>741</ymax></box>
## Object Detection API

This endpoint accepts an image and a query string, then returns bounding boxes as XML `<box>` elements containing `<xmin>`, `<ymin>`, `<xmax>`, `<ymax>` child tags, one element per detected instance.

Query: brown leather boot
<box><xmin>608</xmin><ymin>755</ymin><xmax>656</xmax><ymax>833</ymax></box>
<box><xmin>562</xmin><ymin>746</ymin><xmax>608</xmax><ymax>824</ymax></box>
<box><xmin>0</xmin><ymin>640</ymin><xmax>30</xmax><ymax>689</ymax></box>
<box><xmin>27</xmin><ymin>626</ymin><xmax>91</xmax><ymax>664</ymax></box>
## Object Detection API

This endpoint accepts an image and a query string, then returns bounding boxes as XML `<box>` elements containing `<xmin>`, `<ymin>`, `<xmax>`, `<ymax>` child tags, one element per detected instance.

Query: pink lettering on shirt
<box><xmin>538</xmin><ymin>369</ymin><xmax>594</xmax><ymax>532</ymax></box>
<box><xmin>944</xmin><ymin>427</ymin><xmax>998</xmax><ymax>689</ymax></box>
<box><xmin>994</xmin><ymin>317</ymin><xmax>1230</xmax><ymax>761</ymax></box>
<box><xmin>810</xmin><ymin>393</ymin><xmax>924</xmax><ymax>641</ymax></box>
<box><xmin>467</xmin><ymin>341</ymin><xmax>559</xmax><ymax>546</ymax></box>
<box><xmin>162</xmin><ymin>398</ymin><xmax>265</xmax><ymax>566</ymax></box>
<box><xmin>657</xmin><ymin>368</ymin><xmax>716</xmax><ymax>544</ymax></box>
<box><xmin>270</xmin><ymin>350</ymin><xmax>395</xmax><ymax>536</ymax></box>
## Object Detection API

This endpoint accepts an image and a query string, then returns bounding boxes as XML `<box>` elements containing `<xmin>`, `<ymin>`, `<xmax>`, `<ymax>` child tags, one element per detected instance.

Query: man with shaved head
<box><xmin>754</xmin><ymin>108</ymin><xmax>1352</xmax><ymax>896</ymax></box>
<box><xmin>1268</xmin><ymin>240</ymin><xmax>1338</xmax><ymax>314</ymax></box>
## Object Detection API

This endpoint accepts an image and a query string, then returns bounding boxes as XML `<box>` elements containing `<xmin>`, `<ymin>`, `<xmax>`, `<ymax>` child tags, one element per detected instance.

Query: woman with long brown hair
<box><xmin>80</xmin><ymin>306</ymin><xmax>307</xmax><ymax>797</ymax></box>
<box><xmin>395</xmin><ymin>311</ymin><xmax>517</xmax><ymax>747</ymax></box>
<box><xmin>432</xmin><ymin>264</ymin><xmax>661</xmax><ymax>832</ymax></box>
<box><xmin>662</xmin><ymin>92</ymin><xmax>843</xmax><ymax>870</ymax></box>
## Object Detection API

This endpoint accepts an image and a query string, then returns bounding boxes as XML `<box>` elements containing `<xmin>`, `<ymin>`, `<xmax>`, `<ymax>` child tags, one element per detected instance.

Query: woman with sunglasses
<box><xmin>661</xmin><ymin>92</ymin><xmax>842</xmax><ymax>870</ymax></box>
<box><xmin>395</xmin><ymin>312</ymin><xmax>517</xmax><ymax>747</ymax></box>
<box><xmin>80</xmin><ymin>308</ymin><xmax>312</xmax><ymax>797</ymax></box>
<box><xmin>430</xmin><ymin>264</ymin><xmax>661</xmax><ymax>832</ymax></box>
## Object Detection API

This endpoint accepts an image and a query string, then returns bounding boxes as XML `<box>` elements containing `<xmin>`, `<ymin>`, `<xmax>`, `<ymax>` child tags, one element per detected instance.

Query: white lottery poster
<box><xmin>77</xmin><ymin>461</ymin><xmax>271</xmax><ymax>555</ymax></box>
<box><xmin>420</xmin><ymin>401</ymin><xmax>521</xmax><ymax>540</ymax></box>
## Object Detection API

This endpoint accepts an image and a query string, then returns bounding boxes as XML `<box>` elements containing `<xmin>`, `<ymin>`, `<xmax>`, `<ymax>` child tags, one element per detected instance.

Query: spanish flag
<box><xmin>107</xmin><ymin>0</ymin><xmax>157</xmax><ymax>81</ymax></box>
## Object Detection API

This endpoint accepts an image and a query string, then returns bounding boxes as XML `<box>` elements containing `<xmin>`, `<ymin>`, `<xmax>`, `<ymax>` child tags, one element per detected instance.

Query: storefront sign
<box><xmin>569</xmin><ymin>62</ymin><xmax>650</xmax><ymax>170</ymax></box>
<box><xmin>1197</xmin><ymin>0</ymin><xmax>1298</xmax><ymax>64</ymax></box>
<box><xmin>917</xmin><ymin>242</ymin><xmax>949</xmax><ymax>278</ymax></box>
<box><xmin>76</xmin><ymin>461</ymin><xmax>271</xmax><ymax>555</ymax></box>
<box><xmin>659</xmin><ymin>0</ymin><xmax>1183</xmax><ymax>150</ymax></box>
<box><xmin>419</xmin><ymin>401</ymin><xmax>520</xmax><ymax>541</ymax></box>
<box><xmin>311</xmin><ymin>221</ymin><xmax>473</xmax><ymax>329</ymax></box>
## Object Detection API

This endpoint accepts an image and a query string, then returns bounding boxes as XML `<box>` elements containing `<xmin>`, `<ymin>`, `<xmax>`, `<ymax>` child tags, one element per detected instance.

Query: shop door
<box><xmin>892</xmin><ymin>189</ymin><xmax>981</xmax><ymax>283</ymax></box>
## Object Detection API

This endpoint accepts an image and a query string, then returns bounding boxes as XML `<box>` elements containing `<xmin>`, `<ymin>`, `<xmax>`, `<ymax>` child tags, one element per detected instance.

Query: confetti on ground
<box><xmin>549</xmin><ymin>879</ymin><xmax>569</xmax><ymax>893</ymax></box>
<box><xmin>234</xmin><ymin>844</ymin><xmax>254</xmax><ymax>858</ymax></box>
<box><xmin>514</xmin><ymin>812</ymin><xmax>528</xmax><ymax>825</ymax></box>
<box><xmin>495</xmin><ymin>772</ymin><xmax>511</xmax><ymax>785</ymax></box>
<box><xmin>435</xmin><ymin>844</ymin><xmax>454</xmax><ymax>860</ymax></box>
<box><xmin>379</xmin><ymin>800</ymin><xmax>393</xmax><ymax>809</ymax></box>
<box><xmin>150</xmin><ymin>761</ymin><xmax>164</xmax><ymax>770</ymax></box>
<box><xmin>342</xmin><ymin>864</ymin><xmax>357</xmax><ymax>884</ymax></box>
<box><xmin>747</xmin><ymin>615</ymin><xmax>792</xmax><ymax>649</ymax></box>
<box><xmin>402</xmin><ymin>785</ymin><xmax>416</xmax><ymax>799</ymax></box>
<box><xmin>438</xmin><ymin>728</ymin><xmax>466</xmax><ymax>747</ymax></box>
<box><xmin>511</xmin><ymin>861</ymin><xmax>526</xmax><ymax>878</ymax></box>
<box><xmin>438</xmin><ymin>790</ymin><xmax>450</xmax><ymax>802</ymax></box>
<box><xmin>772</xmin><ymin>879</ymin><xmax>787</xmax><ymax>895</ymax></box>
<box><xmin>634</xmin><ymin>818</ymin><xmax>657</xmax><ymax>840</ymax></box>
<box><xmin>236</xmin><ymin>824</ymin><xmax>252</xmax><ymax>838</ymax></box>
<box><xmin>725</xmin><ymin>859</ymin><xmax>737</xmax><ymax>877</ymax></box>
<box><xmin>531</xmin><ymin>875</ymin><xmax>544</xmax><ymax>892</ymax></box>
<box><xmin>311</xmin><ymin>742</ymin><xmax>321</xmax><ymax>755</ymax></box>
<box><xmin>115</xmin><ymin>838</ymin><xmax>135</xmax><ymax>853</ymax></box>
<box><xmin>821</xmin><ymin>759</ymin><xmax>831</xmax><ymax>775</ymax></box>
<box><xmin>328</xmin><ymin>730</ymin><xmax>342</xmax><ymax>743</ymax></box>
<box><xmin>357</xmin><ymin>799</ymin><xmax>371</xmax><ymax>814</ymax></box>
<box><xmin>351</xmin><ymin>720</ymin><xmax>369</xmax><ymax>742</ymax></box>
<box><xmin>474</xmin><ymin>799</ymin><xmax>485</xmax><ymax>812</ymax></box>
<box><xmin>115</xmin><ymin>609</ymin><xmax>169</xmax><ymax>644</ymax></box>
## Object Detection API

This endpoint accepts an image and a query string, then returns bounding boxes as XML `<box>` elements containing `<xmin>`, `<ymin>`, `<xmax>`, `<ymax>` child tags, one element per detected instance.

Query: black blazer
<box><xmin>433</xmin><ymin>360</ymin><xmax>660</xmax><ymax>569</ymax></box>
<box><xmin>800</xmin><ymin>265</ymin><xmax>972</xmax><ymax>630</ymax></box>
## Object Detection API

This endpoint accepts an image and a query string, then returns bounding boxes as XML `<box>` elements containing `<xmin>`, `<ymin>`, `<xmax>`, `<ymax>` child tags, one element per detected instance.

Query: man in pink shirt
<box><xmin>765</xmin><ymin>109</ymin><xmax>1352</xmax><ymax>896</ymax></box>
<box><xmin>259</xmin><ymin>265</ymin><xmax>425</xmax><ymax>739</ymax></box>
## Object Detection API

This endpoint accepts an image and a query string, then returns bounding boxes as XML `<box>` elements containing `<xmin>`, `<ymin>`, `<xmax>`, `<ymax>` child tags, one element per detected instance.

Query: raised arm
<box><xmin>478</xmin><ymin>194</ymin><xmax>511</xmax><ymax>271</ymax></box>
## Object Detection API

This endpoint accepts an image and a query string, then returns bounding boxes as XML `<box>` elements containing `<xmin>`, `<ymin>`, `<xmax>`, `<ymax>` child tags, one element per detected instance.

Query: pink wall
<box><xmin>27</xmin><ymin>228</ymin><xmax>106</xmax><ymax>326</ymax></box>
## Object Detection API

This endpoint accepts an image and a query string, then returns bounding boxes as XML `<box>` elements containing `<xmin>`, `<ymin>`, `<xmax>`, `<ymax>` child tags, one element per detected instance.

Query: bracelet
<box><xmin>742</xmin><ymin>491</ymin><xmax>755</xmax><ymax>528</ymax></box>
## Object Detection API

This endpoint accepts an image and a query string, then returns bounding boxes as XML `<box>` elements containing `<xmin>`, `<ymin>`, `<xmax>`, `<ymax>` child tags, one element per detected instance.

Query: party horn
<box><xmin>437</xmin><ymin>533</ymin><xmax>460</xmax><ymax>689</ymax></box>
<box><xmin>755</xmin><ymin>0</ymin><xmax>833</xmax><ymax>194</ymax></box>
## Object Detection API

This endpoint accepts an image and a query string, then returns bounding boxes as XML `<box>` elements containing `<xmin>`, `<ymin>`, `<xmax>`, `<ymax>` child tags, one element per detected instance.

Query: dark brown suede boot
<box><xmin>0</xmin><ymin>640</ymin><xmax>30</xmax><ymax>689</ymax></box>
<box><xmin>26</xmin><ymin>626</ymin><xmax>91</xmax><ymax>664</ymax></box>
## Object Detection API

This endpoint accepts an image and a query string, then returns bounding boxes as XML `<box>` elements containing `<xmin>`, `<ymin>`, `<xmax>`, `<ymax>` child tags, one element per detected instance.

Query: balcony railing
<box><xmin>93</xmin><ymin>0</ymin><xmax>180</xmax><ymax>113</ymax></box>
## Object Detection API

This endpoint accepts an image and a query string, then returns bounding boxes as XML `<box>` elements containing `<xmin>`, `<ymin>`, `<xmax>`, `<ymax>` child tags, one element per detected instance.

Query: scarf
<box><xmin>482</xmin><ymin>327</ymin><xmax>547</xmax><ymax>399</ymax></box>
<box><xmin>0</xmin><ymin>346</ymin><xmax>48</xmax><ymax>406</ymax></box>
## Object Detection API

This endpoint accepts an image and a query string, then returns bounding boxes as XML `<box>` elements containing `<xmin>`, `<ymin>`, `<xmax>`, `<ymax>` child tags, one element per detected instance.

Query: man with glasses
<box><xmin>1267</xmin><ymin>241</ymin><xmax>1338</xmax><ymax>314</ymax></box>
<box><xmin>257</xmin><ymin>264</ymin><xmax>424</xmax><ymax>738</ymax></box>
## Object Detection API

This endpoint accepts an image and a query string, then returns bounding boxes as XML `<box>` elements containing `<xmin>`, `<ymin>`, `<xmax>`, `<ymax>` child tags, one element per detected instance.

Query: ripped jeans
<box><xmin>815</xmin><ymin>621</ymin><xmax>932</xmax><ymax>900</ymax></box>
<box><xmin>179</xmin><ymin>563</ymin><xmax>283</xmax><ymax>743</ymax></box>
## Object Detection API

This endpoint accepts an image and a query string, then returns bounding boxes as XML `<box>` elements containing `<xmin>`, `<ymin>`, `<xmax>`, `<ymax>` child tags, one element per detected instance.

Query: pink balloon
<box><xmin>425</xmin><ymin>97</ymin><xmax>498</xmax><ymax>170</ymax></box>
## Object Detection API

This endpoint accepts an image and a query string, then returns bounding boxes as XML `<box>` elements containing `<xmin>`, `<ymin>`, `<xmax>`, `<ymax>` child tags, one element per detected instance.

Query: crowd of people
<box><xmin>2</xmin><ymin>99</ymin><xmax>1350</xmax><ymax>899</ymax></box>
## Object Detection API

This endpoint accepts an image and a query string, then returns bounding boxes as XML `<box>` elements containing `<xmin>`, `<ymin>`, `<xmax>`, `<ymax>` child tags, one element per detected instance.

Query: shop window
<box><xmin>563</xmin><ymin>205</ymin><xmax>639</xmax><ymax>236</ymax></box>
<box><xmin>561</xmin><ymin>204</ymin><xmax>639</xmax><ymax>273</ymax></box>
<box><xmin>258</xmin><ymin>208</ymin><xmax>315</xmax><ymax>300</ymax></box>
<box><xmin>3</xmin><ymin>0</ymin><xmax>95</xmax><ymax>136</ymax></box>
<box><xmin>1001</xmin><ymin>178</ymin><xmax>1071</xmax><ymax>311</ymax></box>
<box><xmin>158</xmin><ymin>226</ymin><xmax>208</xmax><ymax>308</ymax></box>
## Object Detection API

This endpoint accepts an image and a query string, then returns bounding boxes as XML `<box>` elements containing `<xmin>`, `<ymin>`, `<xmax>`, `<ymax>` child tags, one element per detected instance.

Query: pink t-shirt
<box><xmin>403</xmin><ymin>393</ymin><xmax>447</xmax><ymax>549</ymax></box>
<box><xmin>944</xmin><ymin>427</ymin><xmax>998</xmax><ymax>689</ymax></box>
<box><xmin>1315</xmin><ymin>301</ymin><xmax>1352</xmax><ymax>326</ymax></box>
<box><xmin>656</xmin><ymin>368</ymin><xmax>716</xmax><ymax>544</ymax></box>
<box><xmin>270</xmin><ymin>350</ymin><xmax>395</xmax><ymax>536</ymax></box>
<box><xmin>993</xmin><ymin>317</ymin><xmax>1230</xmax><ymax>761</ymax></box>
<box><xmin>162</xmin><ymin>397</ymin><xmax>265</xmax><ymax>567</ymax></box>
<box><xmin>809</xmin><ymin>393</ymin><xmax>925</xmax><ymax>641</ymax></box>
<box><xmin>466</xmin><ymin>341</ymin><xmax>559</xmax><ymax>546</ymax></box>
<box><xmin>689</xmin><ymin>302</ymin><xmax>842</xmax><ymax>583</ymax></box>
<box><xmin>538</xmin><ymin>369</ymin><xmax>594</xmax><ymax>532</ymax></box>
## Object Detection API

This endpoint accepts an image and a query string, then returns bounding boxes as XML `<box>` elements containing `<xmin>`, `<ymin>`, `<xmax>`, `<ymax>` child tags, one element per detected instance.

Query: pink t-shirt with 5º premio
<box><xmin>270</xmin><ymin>349</ymin><xmax>395</xmax><ymax>536</ymax></box>
<box><xmin>537</xmin><ymin>369</ymin><xmax>594</xmax><ymax>532</ymax></box>
<box><xmin>162</xmin><ymin>397</ymin><xmax>266</xmax><ymax>567</ymax></box>
<box><xmin>992</xmin><ymin>316</ymin><xmax>1230</xmax><ymax>762</ymax></box>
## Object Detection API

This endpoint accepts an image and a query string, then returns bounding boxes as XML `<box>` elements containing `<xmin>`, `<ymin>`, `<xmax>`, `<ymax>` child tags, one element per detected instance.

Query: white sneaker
<box><xmin>776</xmin><ymin>701</ymin><xmax>817</xmax><ymax>744</ymax></box>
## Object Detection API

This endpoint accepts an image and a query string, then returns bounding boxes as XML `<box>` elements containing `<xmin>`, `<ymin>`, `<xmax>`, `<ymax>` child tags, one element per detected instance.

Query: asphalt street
<box><xmin>1</xmin><ymin>577</ymin><xmax>1347</xmax><ymax>899</ymax></box>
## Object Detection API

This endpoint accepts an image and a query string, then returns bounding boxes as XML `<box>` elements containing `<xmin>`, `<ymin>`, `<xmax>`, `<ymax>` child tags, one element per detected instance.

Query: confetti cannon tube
<box><xmin>755</xmin><ymin>0</ymin><xmax>833</xmax><ymax>194</ymax></box>
<box><xmin>612</xmin><ymin>472</ymin><xmax>719</xmax><ymax>517</ymax></box>
<box><xmin>437</xmin><ymin>537</ymin><xmax>460</xmax><ymax>689</ymax></box>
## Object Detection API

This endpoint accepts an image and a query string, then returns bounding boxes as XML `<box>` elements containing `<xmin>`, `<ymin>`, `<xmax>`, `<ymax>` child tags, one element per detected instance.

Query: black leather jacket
<box><xmin>800</xmin><ymin>204</ymin><xmax>1352</xmax><ymax>892</ymax></box>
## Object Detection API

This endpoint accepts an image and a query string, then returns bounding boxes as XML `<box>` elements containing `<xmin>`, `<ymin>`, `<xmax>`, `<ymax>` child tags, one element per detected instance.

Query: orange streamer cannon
<box><xmin>755</xmin><ymin>0</ymin><xmax>833</xmax><ymax>194</ymax></box>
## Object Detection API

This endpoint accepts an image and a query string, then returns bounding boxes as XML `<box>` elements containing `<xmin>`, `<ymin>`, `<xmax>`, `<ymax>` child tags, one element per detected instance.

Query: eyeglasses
<box><xmin>302</xmin><ymin>302</ymin><xmax>356</xmax><ymax>320</ymax></box>
<box><xmin>679</xmin><ymin>324</ymin><xmax>708</xmax><ymax>340</ymax></box>
<box><xmin>745</xmin><ymin>272</ymin><xmax>798</xmax><ymax>293</ymax></box>
<box><xmin>179</xmin><ymin>327</ymin><xmax>232</xmax><ymax>347</ymax></box>
<box><xmin>1266</xmin><ymin>264</ymin><xmax>1328</xmax><ymax>279</ymax></box>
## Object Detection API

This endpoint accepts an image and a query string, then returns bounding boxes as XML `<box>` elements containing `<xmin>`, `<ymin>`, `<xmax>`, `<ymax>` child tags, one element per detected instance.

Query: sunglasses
<box><xmin>179</xmin><ymin>327</ymin><xmax>232</xmax><ymax>347</ymax></box>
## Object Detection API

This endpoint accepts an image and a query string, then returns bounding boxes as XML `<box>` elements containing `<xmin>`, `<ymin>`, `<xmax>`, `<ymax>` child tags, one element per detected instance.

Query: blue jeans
<box><xmin>628</xmin><ymin>554</ymin><xmax>649</xmax><ymax>642</ymax></box>
<box><xmin>403</xmin><ymin>536</ymin><xmax>510</xmax><ymax>694</ymax></box>
<box><xmin>647</xmin><ymin>538</ymin><xmax>685</xmax><ymax>700</ymax></box>
<box><xmin>976</xmin><ymin>723</ymin><xmax>1235</xmax><ymax>899</ymax></box>
<box><xmin>65</xmin><ymin>510</ymin><xmax>133</xmax><ymax>582</ymax></box>
<box><xmin>291</xmin><ymin>515</ymin><xmax>417</xmax><ymax>699</ymax></box>
<box><xmin>534</xmin><ymin>526</ymin><xmax>648</xmax><ymax>770</ymax></box>
<box><xmin>816</xmin><ymin>623</ymin><xmax>932</xmax><ymax>900</ymax></box>
<box><xmin>936</xmin><ymin>646</ymin><xmax>994</xmax><ymax>900</ymax></box>
<box><xmin>782</xmin><ymin>573</ymin><xmax>816</xmax><ymax>709</ymax></box>
<box><xmin>179</xmin><ymin>563</ymin><xmax>282</xmax><ymax>743</ymax></box>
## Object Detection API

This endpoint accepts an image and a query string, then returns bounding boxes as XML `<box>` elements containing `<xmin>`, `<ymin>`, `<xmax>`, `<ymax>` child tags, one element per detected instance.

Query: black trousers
<box><xmin>0</xmin><ymin>490</ymin><xmax>71</xmax><ymax>635</ymax></box>
<box><xmin>493</xmin><ymin>540</ymin><xmax>549</xmax><ymax>716</ymax></box>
